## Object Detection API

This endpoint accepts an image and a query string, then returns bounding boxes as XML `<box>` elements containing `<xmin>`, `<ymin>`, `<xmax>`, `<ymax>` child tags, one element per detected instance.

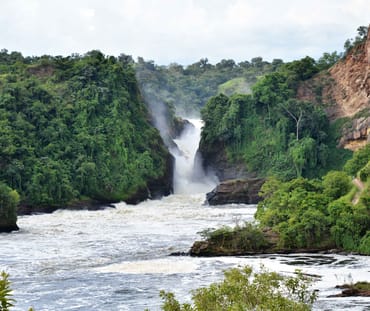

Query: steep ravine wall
<box><xmin>297</xmin><ymin>25</ymin><xmax>370</xmax><ymax>150</ymax></box>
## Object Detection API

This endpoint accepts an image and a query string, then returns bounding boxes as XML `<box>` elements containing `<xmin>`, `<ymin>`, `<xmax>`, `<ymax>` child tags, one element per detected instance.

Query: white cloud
<box><xmin>0</xmin><ymin>0</ymin><xmax>368</xmax><ymax>64</ymax></box>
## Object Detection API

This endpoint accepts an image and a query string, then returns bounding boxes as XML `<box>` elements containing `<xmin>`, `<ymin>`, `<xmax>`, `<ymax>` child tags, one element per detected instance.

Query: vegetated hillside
<box><xmin>191</xmin><ymin>145</ymin><xmax>370</xmax><ymax>256</ymax></box>
<box><xmin>134</xmin><ymin>56</ymin><xmax>284</xmax><ymax>116</ymax></box>
<box><xmin>199</xmin><ymin>58</ymin><xmax>351</xmax><ymax>181</ymax></box>
<box><xmin>199</xmin><ymin>26</ymin><xmax>370</xmax><ymax>181</ymax></box>
<box><xmin>297</xmin><ymin>25</ymin><xmax>370</xmax><ymax>151</ymax></box>
<box><xmin>0</xmin><ymin>50</ymin><xmax>173</xmax><ymax>216</ymax></box>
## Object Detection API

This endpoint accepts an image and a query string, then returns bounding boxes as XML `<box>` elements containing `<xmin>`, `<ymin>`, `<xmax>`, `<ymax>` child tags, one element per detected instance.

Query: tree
<box><xmin>0</xmin><ymin>183</ymin><xmax>19</xmax><ymax>232</ymax></box>
<box><xmin>158</xmin><ymin>266</ymin><xmax>317</xmax><ymax>311</ymax></box>
<box><xmin>322</xmin><ymin>171</ymin><xmax>351</xmax><ymax>200</ymax></box>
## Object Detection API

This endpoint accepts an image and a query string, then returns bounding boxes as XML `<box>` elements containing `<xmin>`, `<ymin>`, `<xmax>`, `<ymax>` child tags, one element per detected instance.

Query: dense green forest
<box><xmin>135</xmin><ymin>56</ymin><xmax>284</xmax><ymax>116</ymax></box>
<box><xmin>0</xmin><ymin>50</ymin><xmax>172</xmax><ymax>218</ymax></box>
<box><xmin>199</xmin><ymin>56</ymin><xmax>351</xmax><ymax>180</ymax></box>
<box><xmin>256</xmin><ymin>144</ymin><xmax>370</xmax><ymax>254</ymax></box>
<box><xmin>195</xmin><ymin>145</ymin><xmax>370</xmax><ymax>255</ymax></box>
<box><xmin>192</xmin><ymin>25</ymin><xmax>370</xmax><ymax>255</ymax></box>
<box><xmin>198</xmin><ymin>26</ymin><xmax>369</xmax><ymax>180</ymax></box>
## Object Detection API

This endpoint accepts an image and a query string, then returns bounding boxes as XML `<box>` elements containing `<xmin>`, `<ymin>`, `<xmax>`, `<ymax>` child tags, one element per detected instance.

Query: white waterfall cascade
<box><xmin>170</xmin><ymin>119</ymin><xmax>218</xmax><ymax>194</ymax></box>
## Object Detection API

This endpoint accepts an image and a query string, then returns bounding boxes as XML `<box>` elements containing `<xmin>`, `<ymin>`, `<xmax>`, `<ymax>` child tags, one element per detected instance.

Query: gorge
<box><xmin>1</xmin><ymin>25</ymin><xmax>370</xmax><ymax>310</ymax></box>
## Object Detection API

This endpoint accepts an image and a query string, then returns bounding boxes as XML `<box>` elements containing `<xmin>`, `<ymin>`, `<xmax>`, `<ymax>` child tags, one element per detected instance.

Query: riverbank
<box><xmin>17</xmin><ymin>199</ymin><xmax>115</xmax><ymax>216</ymax></box>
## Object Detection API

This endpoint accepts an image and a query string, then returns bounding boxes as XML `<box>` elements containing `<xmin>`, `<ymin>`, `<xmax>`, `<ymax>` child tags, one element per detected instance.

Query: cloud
<box><xmin>0</xmin><ymin>0</ymin><xmax>368</xmax><ymax>64</ymax></box>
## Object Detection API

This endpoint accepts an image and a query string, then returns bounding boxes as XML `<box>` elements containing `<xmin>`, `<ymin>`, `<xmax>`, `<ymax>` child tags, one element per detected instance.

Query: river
<box><xmin>0</xmin><ymin>120</ymin><xmax>369</xmax><ymax>310</ymax></box>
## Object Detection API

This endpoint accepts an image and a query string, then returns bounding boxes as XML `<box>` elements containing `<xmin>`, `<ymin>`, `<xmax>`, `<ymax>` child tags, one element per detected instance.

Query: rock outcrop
<box><xmin>328</xmin><ymin>282</ymin><xmax>370</xmax><ymax>298</ymax></box>
<box><xmin>297</xmin><ymin>25</ymin><xmax>370</xmax><ymax>151</ymax></box>
<box><xmin>338</xmin><ymin>116</ymin><xmax>370</xmax><ymax>150</ymax></box>
<box><xmin>196</xmin><ymin>144</ymin><xmax>250</xmax><ymax>181</ymax></box>
<box><xmin>206</xmin><ymin>178</ymin><xmax>265</xmax><ymax>205</ymax></box>
<box><xmin>0</xmin><ymin>222</ymin><xmax>19</xmax><ymax>233</ymax></box>
<box><xmin>190</xmin><ymin>227</ymin><xmax>279</xmax><ymax>256</ymax></box>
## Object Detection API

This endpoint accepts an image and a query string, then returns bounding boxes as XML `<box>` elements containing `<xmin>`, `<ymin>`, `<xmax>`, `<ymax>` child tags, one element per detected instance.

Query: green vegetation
<box><xmin>198</xmin><ymin>223</ymin><xmax>270</xmax><ymax>254</ymax></box>
<box><xmin>256</xmin><ymin>145</ymin><xmax>370</xmax><ymax>254</ymax></box>
<box><xmin>343</xmin><ymin>26</ymin><xmax>368</xmax><ymax>56</ymax></box>
<box><xmin>135</xmin><ymin>56</ymin><xmax>283</xmax><ymax>116</ymax></box>
<box><xmin>0</xmin><ymin>272</ymin><xmax>33</xmax><ymax>311</ymax></box>
<box><xmin>156</xmin><ymin>266</ymin><xmax>317</xmax><ymax>311</ymax></box>
<box><xmin>0</xmin><ymin>49</ymin><xmax>171</xmax><ymax>209</ymax></box>
<box><xmin>217</xmin><ymin>77</ymin><xmax>251</xmax><ymax>96</ymax></box>
<box><xmin>195</xmin><ymin>145</ymin><xmax>369</xmax><ymax>255</ymax></box>
<box><xmin>0</xmin><ymin>183</ymin><xmax>19</xmax><ymax>231</ymax></box>
<box><xmin>199</xmin><ymin>55</ymin><xmax>352</xmax><ymax>179</ymax></box>
<box><xmin>0</xmin><ymin>272</ymin><xmax>14</xmax><ymax>311</ymax></box>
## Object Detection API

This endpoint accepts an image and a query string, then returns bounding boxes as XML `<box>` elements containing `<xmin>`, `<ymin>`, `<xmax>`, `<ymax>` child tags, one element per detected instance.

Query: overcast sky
<box><xmin>1</xmin><ymin>0</ymin><xmax>368</xmax><ymax>65</ymax></box>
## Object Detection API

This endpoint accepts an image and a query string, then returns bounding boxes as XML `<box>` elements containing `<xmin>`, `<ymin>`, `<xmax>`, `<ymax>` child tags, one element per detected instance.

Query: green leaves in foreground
<box><xmin>0</xmin><ymin>272</ymin><xmax>14</xmax><ymax>311</ymax></box>
<box><xmin>157</xmin><ymin>266</ymin><xmax>317</xmax><ymax>311</ymax></box>
<box><xmin>0</xmin><ymin>272</ymin><xmax>34</xmax><ymax>311</ymax></box>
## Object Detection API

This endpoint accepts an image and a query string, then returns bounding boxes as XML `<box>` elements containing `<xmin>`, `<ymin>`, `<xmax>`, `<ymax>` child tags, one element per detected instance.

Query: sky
<box><xmin>1</xmin><ymin>0</ymin><xmax>369</xmax><ymax>65</ymax></box>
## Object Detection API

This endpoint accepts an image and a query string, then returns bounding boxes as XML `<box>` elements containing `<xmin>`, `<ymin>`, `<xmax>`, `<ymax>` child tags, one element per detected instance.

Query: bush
<box><xmin>322</xmin><ymin>171</ymin><xmax>351</xmax><ymax>200</ymax></box>
<box><xmin>0</xmin><ymin>183</ymin><xmax>19</xmax><ymax>230</ymax></box>
<box><xmin>157</xmin><ymin>266</ymin><xmax>317</xmax><ymax>311</ymax></box>
<box><xmin>0</xmin><ymin>272</ymin><xmax>14</xmax><ymax>311</ymax></box>
<box><xmin>358</xmin><ymin>231</ymin><xmax>370</xmax><ymax>255</ymax></box>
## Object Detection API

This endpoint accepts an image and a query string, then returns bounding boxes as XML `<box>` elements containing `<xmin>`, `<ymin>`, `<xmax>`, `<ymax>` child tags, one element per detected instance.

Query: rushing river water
<box><xmin>1</xmin><ymin>120</ymin><xmax>369</xmax><ymax>310</ymax></box>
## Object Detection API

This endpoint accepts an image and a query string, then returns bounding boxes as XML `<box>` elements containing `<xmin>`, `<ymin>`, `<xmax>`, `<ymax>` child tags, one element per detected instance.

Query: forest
<box><xmin>190</xmin><ymin>26</ymin><xmax>370</xmax><ymax>255</ymax></box>
<box><xmin>0</xmin><ymin>49</ymin><xmax>172</xmax><ymax>229</ymax></box>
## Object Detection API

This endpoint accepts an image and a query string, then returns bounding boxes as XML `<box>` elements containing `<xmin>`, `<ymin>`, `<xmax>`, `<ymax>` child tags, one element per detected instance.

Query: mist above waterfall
<box><xmin>171</xmin><ymin>119</ymin><xmax>218</xmax><ymax>194</ymax></box>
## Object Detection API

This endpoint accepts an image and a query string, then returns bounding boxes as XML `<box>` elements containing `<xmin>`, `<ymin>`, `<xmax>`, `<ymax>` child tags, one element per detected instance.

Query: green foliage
<box><xmin>0</xmin><ymin>272</ymin><xmax>14</xmax><ymax>311</ymax></box>
<box><xmin>200</xmin><ymin>89</ymin><xmax>334</xmax><ymax>180</ymax></box>
<box><xmin>157</xmin><ymin>266</ymin><xmax>317</xmax><ymax>311</ymax></box>
<box><xmin>257</xmin><ymin>177</ymin><xmax>332</xmax><ymax>249</ymax></box>
<box><xmin>198</xmin><ymin>50</ymin><xmax>350</xmax><ymax>180</ymax></box>
<box><xmin>358</xmin><ymin>231</ymin><xmax>370</xmax><ymax>255</ymax></box>
<box><xmin>322</xmin><ymin>171</ymin><xmax>351</xmax><ymax>200</ymax></box>
<box><xmin>199</xmin><ymin>223</ymin><xmax>270</xmax><ymax>253</ymax></box>
<box><xmin>0</xmin><ymin>50</ymin><xmax>170</xmax><ymax>207</ymax></box>
<box><xmin>217</xmin><ymin>77</ymin><xmax>251</xmax><ymax>96</ymax></box>
<box><xmin>0</xmin><ymin>272</ymin><xmax>34</xmax><ymax>311</ymax></box>
<box><xmin>316</xmin><ymin>51</ymin><xmax>342</xmax><ymax>71</ymax></box>
<box><xmin>344</xmin><ymin>144</ymin><xmax>370</xmax><ymax>176</ymax></box>
<box><xmin>257</xmin><ymin>155</ymin><xmax>370</xmax><ymax>253</ymax></box>
<box><xmin>343</xmin><ymin>25</ymin><xmax>368</xmax><ymax>56</ymax></box>
<box><xmin>135</xmin><ymin>56</ymin><xmax>279</xmax><ymax>116</ymax></box>
<box><xmin>0</xmin><ymin>183</ymin><xmax>19</xmax><ymax>227</ymax></box>
<box><xmin>359</xmin><ymin>161</ymin><xmax>370</xmax><ymax>181</ymax></box>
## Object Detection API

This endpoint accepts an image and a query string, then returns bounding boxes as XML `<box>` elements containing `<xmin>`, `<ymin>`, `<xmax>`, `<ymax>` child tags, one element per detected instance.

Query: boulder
<box><xmin>0</xmin><ymin>222</ymin><xmax>19</xmax><ymax>233</ymax></box>
<box><xmin>206</xmin><ymin>178</ymin><xmax>265</xmax><ymax>205</ymax></box>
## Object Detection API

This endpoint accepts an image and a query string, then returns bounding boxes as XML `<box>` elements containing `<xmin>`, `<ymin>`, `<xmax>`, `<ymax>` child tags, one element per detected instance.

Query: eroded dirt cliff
<box><xmin>297</xmin><ymin>25</ymin><xmax>370</xmax><ymax>150</ymax></box>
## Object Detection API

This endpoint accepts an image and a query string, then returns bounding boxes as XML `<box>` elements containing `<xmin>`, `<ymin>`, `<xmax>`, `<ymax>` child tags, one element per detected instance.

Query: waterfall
<box><xmin>170</xmin><ymin>119</ymin><xmax>217</xmax><ymax>194</ymax></box>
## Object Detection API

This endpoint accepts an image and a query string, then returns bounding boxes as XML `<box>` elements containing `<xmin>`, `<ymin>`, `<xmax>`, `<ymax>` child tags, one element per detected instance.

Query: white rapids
<box><xmin>0</xmin><ymin>119</ymin><xmax>369</xmax><ymax>310</ymax></box>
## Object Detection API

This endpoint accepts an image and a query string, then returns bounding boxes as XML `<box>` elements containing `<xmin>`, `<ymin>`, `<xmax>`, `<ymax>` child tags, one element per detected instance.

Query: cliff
<box><xmin>297</xmin><ymin>25</ymin><xmax>370</xmax><ymax>150</ymax></box>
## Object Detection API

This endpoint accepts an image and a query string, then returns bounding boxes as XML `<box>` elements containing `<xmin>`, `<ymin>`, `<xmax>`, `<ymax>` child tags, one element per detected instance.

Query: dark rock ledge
<box><xmin>328</xmin><ymin>282</ymin><xmax>370</xmax><ymax>298</ymax></box>
<box><xmin>206</xmin><ymin>178</ymin><xmax>265</xmax><ymax>205</ymax></box>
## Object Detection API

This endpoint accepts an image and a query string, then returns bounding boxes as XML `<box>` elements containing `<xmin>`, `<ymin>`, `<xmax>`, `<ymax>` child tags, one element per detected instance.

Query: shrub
<box><xmin>157</xmin><ymin>266</ymin><xmax>317</xmax><ymax>311</ymax></box>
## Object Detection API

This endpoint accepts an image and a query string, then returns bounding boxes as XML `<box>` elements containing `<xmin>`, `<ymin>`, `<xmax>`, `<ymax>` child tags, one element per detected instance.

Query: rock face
<box><xmin>328</xmin><ymin>282</ymin><xmax>370</xmax><ymax>298</ymax></box>
<box><xmin>338</xmin><ymin>116</ymin><xmax>370</xmax><ymax>150</ymax></box>
<box><xmin>297</xmin><ymin>25</ymin><xmax>370</xmax><ymax>150</ymax></box>
<box><xmin>206</xmin><ymin>178</ymin><xmax>265</xmax><ymax>205</ymax></box>
<box><xmin>196</xmin><ymin>145</ymin><xmax>250</xmax><ymax>182</ymax></box>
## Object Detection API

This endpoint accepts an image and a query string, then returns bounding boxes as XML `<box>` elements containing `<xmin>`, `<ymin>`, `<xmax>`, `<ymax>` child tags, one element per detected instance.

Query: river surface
<box><xmin>1</xmin><ymin>119</ymin><xmax>369</xmax><ymax>310</ymax></box>
<box><xmin>1</xmin><ymin>195</ymin><xmax>369</xmax><ymax>311</ymax></box>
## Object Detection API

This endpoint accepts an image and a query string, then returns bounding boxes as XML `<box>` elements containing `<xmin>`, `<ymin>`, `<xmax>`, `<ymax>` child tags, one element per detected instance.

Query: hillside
<box><xmin>297</xmin><ymin>25</ymin><xmax>370</xmax><ymax>150</ymax></box>
<box><xmin>0</xmin><ymin>50</ymin><xmax>173</xmax><ymax>225</ymax></box>
<box><xmin>199</xmin><ymin>26</ymin><xmax>369</xmax><ymax>181</ymax></box>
